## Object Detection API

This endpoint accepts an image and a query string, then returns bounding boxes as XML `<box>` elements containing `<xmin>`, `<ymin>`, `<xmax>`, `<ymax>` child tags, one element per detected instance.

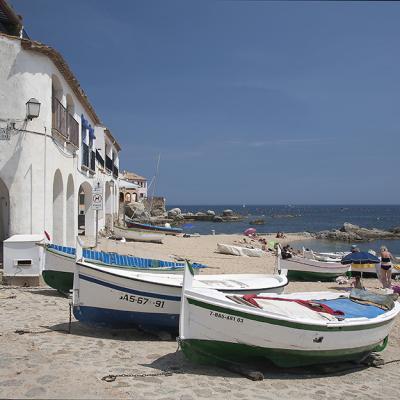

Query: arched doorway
<box><xmin>78</xmin><ymin>182</ymin><xmax>94</xmax><ymax>238</ymax></box>
<box><xmin>66</xmin><ymin>175</ymin><xmax>75</xmax><ymax>247</ymax></box>
<box><xmin>52</xmin><ymin>169</ymin><xmax>64</xmax><ymax>244</ymax></box>
<box><xmin>0</xmin><ymin>178</ymin><xmax>10</xmax><ymax>242</ymax></box>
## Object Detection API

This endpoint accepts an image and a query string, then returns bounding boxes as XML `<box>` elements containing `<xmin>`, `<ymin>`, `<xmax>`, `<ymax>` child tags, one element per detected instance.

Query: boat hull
<box><xmin>73</xmin><ymin>305</ymin><xmax>179</xmax><ymax>331</ymax></box>
<box><xmin>42</xmin><ymin>247</ymin><xmax>202</xmax><ymax>293</ymax></box>
<box><xmin>180</xmin><ymin>294</ymin><xmax>397</xmax><ymax>368</ymax></box>
<box><xmin>180</xmin><ymin>338</ymin><xmax>385</xmax><ymax>368</ymax></box>
<box><xmin>287</xmin><ymin>270</ymin><xmax>343</xmax><ymax>282</ymax></box>
<box><xmin>73</xmin><ymin>263</ymin><xmax>287</xmax><ymax>332</ymax></box>
<box><xmin>217</xmin><ymin>243</ymin><xmax>264</xmax><ymax>257</ymax></box>
<box><xmin>113</xmin><ymin>226</ymin><xmax>164</xmax><ymax>243</ymax></box>
<box><xmin>42</xmin><ymin>270</ymin><xmax>73</xmax><ymax>294</ymax></box>
<box><xmin>125</xmin><ymin>220</ymin><xmax>182</xmax><ymax>235</ymax></box>
<box><xmin>280</xmin><ymin>257</ymin><xmax>349</xmax><ymax>281</ymax></box>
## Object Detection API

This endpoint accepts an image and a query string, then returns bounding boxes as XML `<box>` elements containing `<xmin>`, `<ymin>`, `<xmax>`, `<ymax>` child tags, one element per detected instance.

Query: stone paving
<box><xmin>1</xmin><ymin>283</ymin><xmax>400</xmax><ymax>399</ymax></box>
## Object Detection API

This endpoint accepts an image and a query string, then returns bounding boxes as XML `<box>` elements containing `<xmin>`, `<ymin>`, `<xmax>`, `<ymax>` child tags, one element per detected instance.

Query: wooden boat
<box><xmin>112</xmin><ymin>225</ymin><xmax>164</xmax><ymax>243</ymax></box>
<box><xmin>72</xmin><ymin>261</ymin><xmax>288</xmax><ymax>332</ymax></box>
<box><xmin>179</xmin><ymin>263</ymin><xmax>400</xmax><ymax>368</ymax></box>
<box><xmin>42</xmin><ymin>244</ymin><xmax>207</xmax><ymax>293</ymax></box>
<box><xmin>125</xmin><ymin>218</ymin><xmax>183</xmax><ymax>235</ymax></box>
<box><xmin>279</xmin><ymin>255</ymin><xmax>350</xmax><ymax>281</ymax></box>
<box><xmin>302</xmin><ymin>248</ymin><xmax>400</xmax><ymax>276</ymax></box>
<box><xmin>217</xmin><ymin>243</ymin><xmax>264</xmax><ymax>257</ymax></box>
<box><xmin>302</xmin><ymin>248</ymin><xmax>344</xmax><ymax>263</ymax></box>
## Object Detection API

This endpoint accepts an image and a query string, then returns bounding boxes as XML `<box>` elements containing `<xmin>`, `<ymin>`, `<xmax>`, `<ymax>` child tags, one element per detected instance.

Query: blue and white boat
<box><xmin>72</xmin><ymin>260</ymin><xmax>288</xmax><ymax>332</ymax></box>
<box><xmin>42</xmin><ymin>243</ymin><xmax>207</xmax><ymax>293</ymax></box>
<box><xmin>125</xmin><ymin>218</ymin><xmax>183</xmax><ymax>235</ymax></box>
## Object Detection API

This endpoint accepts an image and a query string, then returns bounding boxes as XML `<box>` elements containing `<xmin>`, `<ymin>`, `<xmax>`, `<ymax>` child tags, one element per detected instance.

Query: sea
<box><xmin>168</xmin><ymin>205</ymin><xmax>400</xmax><ymax>255</ymax></box>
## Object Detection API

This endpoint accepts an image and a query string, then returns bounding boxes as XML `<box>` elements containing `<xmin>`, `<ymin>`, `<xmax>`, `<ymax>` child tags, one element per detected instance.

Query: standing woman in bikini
<box><xmin>380</xmin><ymin>246</ymin><xmax>394</xmax><ymax>289</ymax></box>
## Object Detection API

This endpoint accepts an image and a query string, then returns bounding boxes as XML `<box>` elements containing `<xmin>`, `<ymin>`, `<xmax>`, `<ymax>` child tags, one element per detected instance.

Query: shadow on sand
<box><xmin>47</xmin><ymin>321</ymin><xmax>177</xmax><ymax>342</ymax></box>
<box><xmin>142</xmin><ymin>350</ymin><xmax>371</xmax><ymax>381</ymax></box>
<box><xmin>29</xmin><ymin>288</ymin><xmax>68</xmax><ymax>298</ymax></box>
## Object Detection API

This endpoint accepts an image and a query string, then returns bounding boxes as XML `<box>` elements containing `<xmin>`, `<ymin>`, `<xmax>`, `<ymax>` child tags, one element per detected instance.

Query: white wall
<box><xmin>0</xmin><ymin>35</ymin><xmax>121</xmax><ymax>245</ymax></box>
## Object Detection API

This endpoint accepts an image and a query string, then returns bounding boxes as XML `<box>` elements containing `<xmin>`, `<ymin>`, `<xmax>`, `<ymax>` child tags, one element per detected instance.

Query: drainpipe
<box><xmin>43</xmin><ymin>126</ymin><xmax>47</xmax><ymax>235</ymax></box>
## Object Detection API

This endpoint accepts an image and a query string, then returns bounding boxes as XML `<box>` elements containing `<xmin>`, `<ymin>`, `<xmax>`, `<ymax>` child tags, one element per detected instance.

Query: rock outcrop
<box><xmin>249</xmin><ymin>219</ymin><xmax>266</xmax><ymax>225</ymax></box>
<box><xmin>125</xmin><ymin>202</ymin><xmax>150</xmax><ymax>220</ymax></box>
<box><xmin>167</xmin><ymin>208</ymin><xmax>182</xmax><ymax>218</ymax></box>
<box><xmin>142</xmin><ymin>197</ymin><xmax>166</xmax><ymax>217</ymax></box>
<box><xmin>315</xmin><ymin>222</ymin><xmax>400</xmax><ymax>241</ymax></box>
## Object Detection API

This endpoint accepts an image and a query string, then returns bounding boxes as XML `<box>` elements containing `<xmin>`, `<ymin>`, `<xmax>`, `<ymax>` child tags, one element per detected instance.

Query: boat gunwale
<box><xmin>113</xmin><ymin>225</ymin><xmax>165</xmax><ymax>237</ymax></box>
<box><xmin>183</xmin><ymin>289</ymin><xmax>400</xmax><ymax>331</ymax></box>
<box><xmin>282</xmin><ymin>256</ymin><xmax>350</xmax><ymax>271</ymax></box>
<box><xmin>77</xmin><ymin>261</ymin><xmax>289</xmax><ymax>291</ymax></box>
<box><xmin>45</xmin><ymin>246</ymin><xmax>187</xmax><ymax>271</ymax></box>
<box><xmin>125</xmin><ymin>220</ymin><xmax>183</xmax><ymax>233</ymax></box>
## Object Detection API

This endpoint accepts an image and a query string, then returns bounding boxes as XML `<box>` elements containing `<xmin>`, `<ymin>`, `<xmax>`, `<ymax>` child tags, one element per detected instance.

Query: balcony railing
<box><xmin>81</xmin><ymin>143</ymin><xmax>95</xmax><ymax>173</ymax></box>
<box><xmin>105</xmin><ymin>155</ymin><xmax>113</xmax><ymax>172</ymax></box>
<box><xmin>67</xmin><ymin>112</ymin><xmax>79</xmax><ymax>147</ymax></box>
<box><xmin>82</xmin><ymin>143</ymin><xmax>89</xmax><ymax>168</ymax></box>
<box><xmin>52</xmin><ymin>97</ymin><xmax>79</xmax><ymax>147</ymax></box>
<box><xmin>96</xmin><ymin>150</ymin><xmax>104</xmax><ymax>167</ymax></box>
<box><xmin>113</xmin><ymin>165</ymin><xmax>119</xmax><ymax>179</ymax></box>
<box><xmin>90</xmin><ymin>151</ymin><xmax>96</xmax><ymax>172</ymax></box>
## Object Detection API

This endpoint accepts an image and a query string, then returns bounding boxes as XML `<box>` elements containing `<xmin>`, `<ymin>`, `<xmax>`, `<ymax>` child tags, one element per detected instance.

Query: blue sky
<box><xmin>10</xmin><ymin>1</ymin><xmax>400</xmax><ymax>205</ymax></box>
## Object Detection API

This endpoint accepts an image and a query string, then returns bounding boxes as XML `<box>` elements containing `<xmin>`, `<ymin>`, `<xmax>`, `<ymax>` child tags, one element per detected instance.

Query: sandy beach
<box><xmin>1</xmin><ymin>234</ymin><xmax>400</xmax><ymax>399</ymax></box>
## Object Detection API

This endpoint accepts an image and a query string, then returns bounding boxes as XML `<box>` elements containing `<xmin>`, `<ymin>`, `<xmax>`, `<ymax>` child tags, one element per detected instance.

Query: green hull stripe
<box><xmin>287</xmin><ymin>270</ymin><xmax>343</xmax><ymax>282</ymax></box>
<box><xmin>42</xmin><ymin>270</ymin><xmax>73</xmax><ymax>293</ymax></box>
<box><xmin>187</xmin><ymin>298</ymin><xmax>389</xmax><ymax>332</ymax></box>
<box><xmin>180</xmin><ymin>338</ymin><xmax>387</xmax><ymax>368</ymax></box>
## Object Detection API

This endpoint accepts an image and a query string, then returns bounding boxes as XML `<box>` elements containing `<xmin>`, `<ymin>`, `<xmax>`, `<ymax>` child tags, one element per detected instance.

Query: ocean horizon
<box><xmin>168</xmin><ymin>204</ymin><xmax>400</xmax><ymax>254</ymax></box>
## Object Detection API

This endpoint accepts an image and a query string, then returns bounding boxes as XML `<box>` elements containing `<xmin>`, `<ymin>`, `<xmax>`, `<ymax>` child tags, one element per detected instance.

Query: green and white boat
<box><xmin>179</xmin><ymin>263</ymin><xmax>399</xmax><ymax>368</ymax></box>
<box><xmin>279</xmin><ymin>255</ymin><xmax>350</xmax><ymax>281</ymax></box>
<box><xmin>42</xmin><ymin>244</ymin><xmax>207</xmax><ymax>293</ymax></box>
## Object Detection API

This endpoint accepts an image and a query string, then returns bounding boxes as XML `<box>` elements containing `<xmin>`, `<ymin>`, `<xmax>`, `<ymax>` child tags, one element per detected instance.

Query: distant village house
<box><xmin>119</xmin><ymin>171</ymin><xmax>148</xmax><ymax>203</ymax></box>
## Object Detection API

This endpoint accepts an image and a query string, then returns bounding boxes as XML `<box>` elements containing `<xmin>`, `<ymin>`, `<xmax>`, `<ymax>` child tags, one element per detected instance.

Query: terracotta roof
<box><xmin>0</xmin><ymin>0</ymin><xmax>22</xmax><ymax>36</ymax></box>
<box><xmin>121</xmin><ymin>171</ymin><xmax>147</xmax><ymax>181</ymax></box>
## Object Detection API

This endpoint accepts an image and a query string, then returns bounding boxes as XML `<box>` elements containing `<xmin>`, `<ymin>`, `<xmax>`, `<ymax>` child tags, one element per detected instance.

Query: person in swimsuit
<box><xmin>380</xmin><ymin>246</ymin><xmax>394</xmax><ymax>289</ymax></box>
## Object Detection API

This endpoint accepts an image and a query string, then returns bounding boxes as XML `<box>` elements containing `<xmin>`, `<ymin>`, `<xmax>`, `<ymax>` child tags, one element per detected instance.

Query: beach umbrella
<box><xmin>244</xmin><ymin>228</ymin><xmax>257</xmax><ymax>236</ymax></box>
<box><xmin>341</xmin><ymin>252</ymin><xmax>380</xmax><ymax>265</ymax></box>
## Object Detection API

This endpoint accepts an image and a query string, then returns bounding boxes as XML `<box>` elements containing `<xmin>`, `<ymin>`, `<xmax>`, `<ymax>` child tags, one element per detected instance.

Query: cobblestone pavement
<box><xmin>1</xmin><ymin>283</ymin><xmax>399</xmax><ymax>399</ymax></box>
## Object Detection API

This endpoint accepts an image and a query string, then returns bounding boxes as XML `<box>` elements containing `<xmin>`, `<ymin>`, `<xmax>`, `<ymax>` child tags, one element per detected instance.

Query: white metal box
<box><xmin>3</xmin><ymin>234</ymin><xmax>44</xmax><ymax>277</ymax></box>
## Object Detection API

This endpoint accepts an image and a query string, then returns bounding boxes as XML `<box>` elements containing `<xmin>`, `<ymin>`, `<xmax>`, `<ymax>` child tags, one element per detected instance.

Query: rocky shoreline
<box><xmin>124</xmin><ymin>202</ymin><xmax>244</xmax><ymax>225</ymax></box>
<box><xmin>123</xmin><ymin>201</ymin><xmax>400</xmax><ymax>243</ymax></box>
<box><xmin>314</xmin><ymin>222</ymin><xmax>400</xmax><ymax>242</ymax></box>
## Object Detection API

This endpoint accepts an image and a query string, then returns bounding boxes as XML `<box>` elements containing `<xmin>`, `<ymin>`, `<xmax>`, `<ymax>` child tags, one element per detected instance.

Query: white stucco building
<box><xmin>0</xmin><ymin>1</ymin><xmax>122</xmax><ymax>249</ymax></box>
<box><xmin>120</xmin><ymin>171</ymin><xmax>148</xmax><ymax>203</ymax></box>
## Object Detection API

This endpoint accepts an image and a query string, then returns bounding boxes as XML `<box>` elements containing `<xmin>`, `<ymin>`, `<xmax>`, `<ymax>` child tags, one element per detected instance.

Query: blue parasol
<box><xmin>341</xmin><ymin>252</ymin><xmax>380</xmax><ymax>265</ymax></box>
